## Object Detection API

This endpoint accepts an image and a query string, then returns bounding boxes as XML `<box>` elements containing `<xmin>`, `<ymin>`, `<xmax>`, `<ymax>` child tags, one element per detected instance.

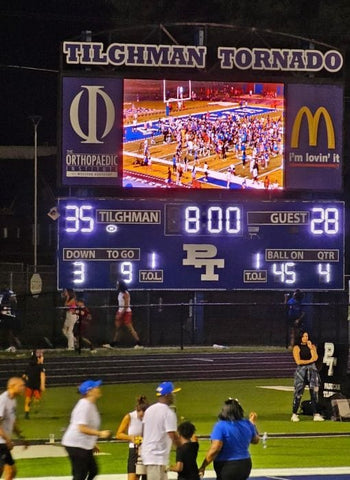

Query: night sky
<box><xmin>0</xmin><ymin>1</ymin><xmax>126</xmax><ymax>146</ymax></box>
<box><xmin>1</xmin><ymin>1</ymin><xmax>347</xmax><ymax>146</ymax></box>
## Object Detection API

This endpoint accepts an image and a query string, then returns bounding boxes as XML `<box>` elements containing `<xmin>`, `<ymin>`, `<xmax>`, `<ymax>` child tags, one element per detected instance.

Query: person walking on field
<box><xmin>62</xmin><ymin>379</ymin><xmax>111</xmax><ymax>480</ymax></box>
<box><xmin>109</xmin><ymin>281</ymin><xmax>142</xmax><ymax>349</ymax></box>
<box><xmin>22</xmin><ymin>349</ymin><xmax>45</xmax><ymax>419</ymax></box>
<box><xmin>141</xmin><ymin>382</ymin><xmax>181</xmax><ymax>480</ymax></box>
<box><xmin>0</xmin><ymin>377</ymin><xmax>27</xmax><ymax>480</ymax></box>
<box><xmin>169</xmin><ymin>421</ymin><xmax>200</xmax><ymax>480</ymax></box>
<box><xmin>199</xmin><ymin>398</ymin><xmax>259</xmax><ymax>480</ymax></box>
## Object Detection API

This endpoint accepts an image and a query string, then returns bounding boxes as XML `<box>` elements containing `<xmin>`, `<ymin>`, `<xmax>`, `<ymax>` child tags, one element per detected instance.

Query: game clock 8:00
<box><xmin>57</xmin><ymin>199</ymin><xmax>344</xmax><ymax>291</ymax></box>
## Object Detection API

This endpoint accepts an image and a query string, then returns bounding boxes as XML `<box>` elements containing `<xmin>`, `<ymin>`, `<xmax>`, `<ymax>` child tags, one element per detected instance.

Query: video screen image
<box><xmin>122</xmin><ymin>79</ymin><xmax>284</xmax><ymax>190</ymax></box>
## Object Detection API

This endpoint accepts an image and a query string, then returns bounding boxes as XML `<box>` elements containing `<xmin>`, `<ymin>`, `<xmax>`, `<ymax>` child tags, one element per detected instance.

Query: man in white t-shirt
<box><xmin>141</xmin><ymin>382</ymin><xmax>181</xmax><ymax>480</ymax></box>
<box><xmin>0</xmin><ymin>377</ymin><xmax>26</xmax><ymax>480</ymax></box>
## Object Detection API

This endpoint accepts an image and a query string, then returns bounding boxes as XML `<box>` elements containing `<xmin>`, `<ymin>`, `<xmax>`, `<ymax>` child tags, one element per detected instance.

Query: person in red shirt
<box><xmin>74</xmin><ymin>297</ymin><xmax>95</xmax><ymax>352</ymax></box>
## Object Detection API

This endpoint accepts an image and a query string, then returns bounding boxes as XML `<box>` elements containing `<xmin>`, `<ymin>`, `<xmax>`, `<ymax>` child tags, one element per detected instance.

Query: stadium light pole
<box><xmin>29</xmin><ymin>115</ymin><xmax>42</xmax><ymax>273</ymax></box>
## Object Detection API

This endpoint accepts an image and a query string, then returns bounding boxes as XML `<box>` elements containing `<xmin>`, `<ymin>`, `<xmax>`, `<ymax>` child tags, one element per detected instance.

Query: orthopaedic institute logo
<box><xmin>70</xmin><ymin>85</ymin><xmax>115</xmax><ymax>144</ymax></box>
<box><xmin>62</xmin><ymin>77</ymin><xmax>122</xmax><ymax>186</ymax></box>
<box><xmin>291</xmin><ymin>106</ymin><xmax>335</xmax><ymax>149</ymax></box>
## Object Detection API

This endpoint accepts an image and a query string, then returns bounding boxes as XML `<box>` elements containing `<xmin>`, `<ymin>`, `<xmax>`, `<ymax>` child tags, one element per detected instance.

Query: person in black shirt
<box><xmin>169</xmin><ymin>421</ymin><xmax>199</xmax><ymax>480</ymax></box>
<box><xmin>0</xmin><ymin>285</ymin><xmax>21</xmax><ymax>351</ymax></box>
<box><xmin>22</xmin><ymin>350</ymin><xmax>45</xmax><ymax>419</ymax></box>
<box><xmin>291</xmin><ymin>332</ymin><xmax>324</xmax><ymax>422</ymax></box>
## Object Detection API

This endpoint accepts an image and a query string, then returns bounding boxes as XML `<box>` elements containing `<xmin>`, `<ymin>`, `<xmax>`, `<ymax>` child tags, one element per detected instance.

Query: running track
<box><xmin>0</xmin><ymin>350</ymin><xmax>295</xmax><ymax>386</ymax></box>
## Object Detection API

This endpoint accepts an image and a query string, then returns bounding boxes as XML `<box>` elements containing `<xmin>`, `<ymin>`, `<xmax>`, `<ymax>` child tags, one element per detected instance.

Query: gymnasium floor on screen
<box><xmin>122</xmin><ymin>94</ymin><xmax>284</xmax><ymax>190</ymax></box>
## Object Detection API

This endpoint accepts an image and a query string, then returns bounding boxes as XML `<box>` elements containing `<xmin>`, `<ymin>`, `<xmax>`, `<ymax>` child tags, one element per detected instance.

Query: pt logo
<box><xmin>323</xmin><ymin>342</ymin><xmax>337</xmax><ymax>376</ymax></box>
<box><xmin>291</xmin><ymin>106</ymin><xmax>335</xmax><ymax>149</ymax></box>
<box><xmin>70</xmin><ymin>85</ymin><xmax>115</xmax><ymax>144</ymax></box>
<box><xmin>182</xmin><ymin>244</ymin><xmax>224</xmax><ymax>281</ymax></box>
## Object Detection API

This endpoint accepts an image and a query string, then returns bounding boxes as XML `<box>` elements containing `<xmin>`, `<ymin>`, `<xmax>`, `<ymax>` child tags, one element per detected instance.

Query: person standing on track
<box><xmin>74</xmin><ymin>297</ymin><xmax>95</xmax><ymax>353</ymax></box>
<box><xmin>62</xmin><ymin>288</ymin><xmax>78</xmax><ymax>351</ymax></box>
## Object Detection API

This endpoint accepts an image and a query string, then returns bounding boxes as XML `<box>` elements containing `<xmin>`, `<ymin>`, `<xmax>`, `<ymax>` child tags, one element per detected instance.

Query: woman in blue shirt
<box><xmin>199</xmin><ymin>398</ymin><xmax>259</xmax><ymax>480</ymax></box>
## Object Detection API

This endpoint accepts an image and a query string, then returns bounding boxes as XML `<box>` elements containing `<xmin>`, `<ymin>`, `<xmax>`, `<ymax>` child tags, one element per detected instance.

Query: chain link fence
<box><xmin>0</xmin><ymin>263</ymin><xmax>348</xmax><ymax>350</ymax></box>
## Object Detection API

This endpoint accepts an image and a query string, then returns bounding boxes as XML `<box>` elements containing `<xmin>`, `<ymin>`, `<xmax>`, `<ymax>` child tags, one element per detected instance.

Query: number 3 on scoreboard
<box><xmin>73</xmin><ymin>261</ymin><xmax>85</xmax><ymax>284</ymax></box>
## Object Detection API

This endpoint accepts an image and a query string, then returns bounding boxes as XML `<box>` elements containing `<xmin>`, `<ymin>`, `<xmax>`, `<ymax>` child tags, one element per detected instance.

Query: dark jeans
<box><xmin>65</xmin><ymin>446</ymin><xmax>98</xmax><ymax>480</ymax></box>
<box><xmin>214</xmin><ymin>458</ymin><xmax>252</xmax><ymax>480</ymax></box>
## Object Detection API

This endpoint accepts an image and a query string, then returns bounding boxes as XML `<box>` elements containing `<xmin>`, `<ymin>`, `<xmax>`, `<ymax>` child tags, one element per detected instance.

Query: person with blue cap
<box><xmin>62</xmin><ymin>379</ymin><xmax>111</xmax><ymax>480</ymax></box>
<box><xmin>141</xmin><ymin>381</ymin><xmax>181</xmax><ymax>480</ymax></box>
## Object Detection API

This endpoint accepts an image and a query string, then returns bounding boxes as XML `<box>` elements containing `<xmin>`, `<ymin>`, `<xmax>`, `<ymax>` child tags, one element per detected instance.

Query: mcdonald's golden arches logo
<box><xmin>291</xmin><ymin>106</ymin><xmax>335</xmax><ymax>149</ymax></box>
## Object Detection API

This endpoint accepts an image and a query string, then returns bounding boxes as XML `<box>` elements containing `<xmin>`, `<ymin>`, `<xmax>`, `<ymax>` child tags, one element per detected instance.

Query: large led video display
<box><xmin>61</xmin><ymin>77</ymin><xmax>342</xmax><ymax>191</ymax></box>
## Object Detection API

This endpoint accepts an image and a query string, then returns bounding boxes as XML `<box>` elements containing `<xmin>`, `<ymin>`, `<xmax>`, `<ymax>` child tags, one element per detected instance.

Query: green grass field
<box><xmin>14</xmin><ymin>378</ymin><xmax>350</xmax><ymax>477</ymax></box>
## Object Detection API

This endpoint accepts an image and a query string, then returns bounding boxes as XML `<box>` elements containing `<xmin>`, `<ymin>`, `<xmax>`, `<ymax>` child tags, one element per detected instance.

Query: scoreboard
<box><xmin>57</xmin><ymin>198</ymin><xmax>344</xmax><ymax>291</ymax></box>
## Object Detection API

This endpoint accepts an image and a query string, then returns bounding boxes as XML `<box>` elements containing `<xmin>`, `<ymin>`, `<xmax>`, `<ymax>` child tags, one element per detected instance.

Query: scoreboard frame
<box><xmin>57</xmin><ymin>198</ymin><xmax>345</xmax><ymax>292</ymax></box>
